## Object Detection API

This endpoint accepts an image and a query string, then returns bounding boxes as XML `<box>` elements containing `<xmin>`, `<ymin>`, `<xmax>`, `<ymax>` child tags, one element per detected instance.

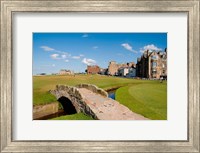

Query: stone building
<box><xmin>87</xmin><ymin>65</ymin><xmax>100</xmax><ymax>74</ymax></box>
<box><xmin>136</xmin><ymin>49</ymin><xmax>167</xmax><ymax>79</ymax></box>
<box><xmin>108</xmin><ymin>61</ymin><xmax>135</xmax><ymax>76</ymax></box>
<box><xmin>59</xmin><ymin>69</ymin><xmax>74</xmax><ymax>75</ymax></box>
<box><xmin>118</xmin><ymin>67</ymin><xmax>136</xmax><ymax>77</ymax></box>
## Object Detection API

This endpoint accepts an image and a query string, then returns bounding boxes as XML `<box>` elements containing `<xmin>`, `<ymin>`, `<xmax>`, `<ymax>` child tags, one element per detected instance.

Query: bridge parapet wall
<box><xmin>49</xmin><ymin>85</ymin><xmax>98</xmax><ymax>119</ymax></box>
<box><xmin>76</xmin><ymin>84</ymin><xmax>108</xmax><ymax>97</ymax></box>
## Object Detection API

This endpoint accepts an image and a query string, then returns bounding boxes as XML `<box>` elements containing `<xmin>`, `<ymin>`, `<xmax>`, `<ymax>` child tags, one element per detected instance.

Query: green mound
<box><xmin>116</xmin><ymin>82</ymin><xmax>167</xmax><ymax>120</ymax></box>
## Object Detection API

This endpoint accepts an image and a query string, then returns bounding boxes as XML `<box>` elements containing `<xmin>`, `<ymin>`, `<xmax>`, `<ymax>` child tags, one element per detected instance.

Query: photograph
<box><xmin>33</xmin><ymin>33</ymin><xmax>167</xmax><ymax>120</ymax></box>
<box><xmin>1</xmin><ymin>0</ymin><xmax>199</xmax><ymax>152</ymax></box>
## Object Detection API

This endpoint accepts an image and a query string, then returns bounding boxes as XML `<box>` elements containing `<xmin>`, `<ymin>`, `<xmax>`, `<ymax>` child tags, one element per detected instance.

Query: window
<box><xmin>152</xmin><ymin>62</ymin><xmax>157</xmax><ymax>67</ymax></box>
<box><xmin>152</xmin><ymin>55</ymin><xmax>157</xmax><ymax>60</ymax></box>
<box><xmin>162</xmin><ymin>64</ymin><xmax>165</xmax><ymax>68</ymax></box>
<box><xmin>152</xmin><ymin>69</ymin><xmax>157</xmax><ymax>74</ymax></box>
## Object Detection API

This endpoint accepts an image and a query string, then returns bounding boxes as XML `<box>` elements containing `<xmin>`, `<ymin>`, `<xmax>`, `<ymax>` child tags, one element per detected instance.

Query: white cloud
<box><xmin>40</xmin><ymin>46</ymin><xmax>55</xmax><ymax>51</ymax></box>
<box><xmin>140</xmin><ymin>44</ymin><xmax>162</xmax><ymax>53</ymax></box>
<box><xmin>40</xmin><ymin>46</ymin><xmax>71</xmax><ymax>57</ymax></box>
<box><xmin>61</xmin><ymin>54</ymin><xmax>67</xmax><ymax>59</ymax></box>
<box><xmin>121</xmin><ymin>43</ymin><xmax>137</xmax><ymax>53</ymax></box>
<box><xmin>82</xmin><ymin>58</ymin><xmax>96</xmax><ymax>65</ymax></box>
<box><xmin>52</xmin><ymin>64</ymin><xmax>55</xmax><ymax>67</ymax></box>
<box><xmin>93</xmin><ymin>46</ymin><xmax>98</xmax><ymax>49</ymax></box>
<box><xmin>72</xmin><ymin>56</ymin><xmax>81</xmax><ymax>59</ymax></box>
<box><xmin>79</xmin><ymin>54</ymin><xmax>84</xmax><ymax>57</ymax></box>
<box><xmin>55</xmin><ymin>51</ymin><xmax>71</xmax><ymax>58</ymax></box>
<box><xmin>82</xmin><ymin>34</ymin><xmax>88</xmax><ymax>38</ymax></box>
<box><xmin>50</xmin><ymin>54</ymin><xmax>60</xmax><ymax>59</ymax></box>
<box><xmin>65</xmin><ymin>59</ymin><xmax>69</xmax><ymax>62</ymax></box>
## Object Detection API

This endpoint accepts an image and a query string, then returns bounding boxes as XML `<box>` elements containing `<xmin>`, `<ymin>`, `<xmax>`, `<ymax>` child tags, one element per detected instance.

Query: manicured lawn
<box><xmin>50</xmin><ymin>112</ymin><xmax>94</xmax><ymax>120</ymax></box>
<box><xmin>33</xmin><ymin>74</ymin><xmax>167</xmax><ymax>120</ymax></box>
<box><xmin>115</xmin><ymin>82</ymin><xmax>167</xmax><ymax>120</ymax></box>
<box><xmin>33</xmin><ymin>74</ymin><xmax>152</xmax><ymax>105</ymax></box>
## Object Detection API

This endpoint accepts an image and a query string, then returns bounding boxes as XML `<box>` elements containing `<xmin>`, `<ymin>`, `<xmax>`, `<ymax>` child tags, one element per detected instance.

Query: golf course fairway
<box><xmin>116</xmin><ymin>82</ymin><xmax>167</xmax><ymax>120</ymax></box>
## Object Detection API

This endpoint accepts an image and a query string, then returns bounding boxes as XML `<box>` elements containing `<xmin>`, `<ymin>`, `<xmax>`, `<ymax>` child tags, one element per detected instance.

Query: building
<box><xmin>99</xmin><ymin>68</ymin><xmax>108</xmax><ymax>75</ymax></box>
<box><xmin>87</xmin><ymin>65</ymin><xmax>100</xmax><ymax>74</ymax></box>
<box><xmin>126</xmin><ymin>67</ymin><xmax>136</xmax><ymax>78</ymax></box>
<box><xmin>38</xmin><ymin>73</ymin><xmax>46</xmax><ymax>76</ymax></box>
<box><xmin>136</xmin><ymin>49</ymin><xmax>167</xmax><ymax>79</ymax></box>
<box><xmin>118</xmin><ymin>67</ymin><xmax>129</xmax><ymax>76</ymax></box>
<box><xmin>108</xmin><ymin>61</ymin><xmax>135</xmax><ymax>76</ymax></box>
<box><xmin>118</xmin><ymin>67</ymin><xmax>136</xmax><ymax>77</ymax></box>
<box><xmin>108</xmin><ymin>61</ymin><xmax>119</xmax><ymax>75</ymax></box>
<box><xmin>59</xmin><ymin>69</ymin><xmax>74</xmax><ymax>75</ymax></box>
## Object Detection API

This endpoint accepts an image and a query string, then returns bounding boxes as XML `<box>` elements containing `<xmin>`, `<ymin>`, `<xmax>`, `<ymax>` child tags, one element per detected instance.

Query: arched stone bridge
<box><xmin>50</xmin><ymin>84</ymin><xmax>148</xmax><ymax>120</ymax></box>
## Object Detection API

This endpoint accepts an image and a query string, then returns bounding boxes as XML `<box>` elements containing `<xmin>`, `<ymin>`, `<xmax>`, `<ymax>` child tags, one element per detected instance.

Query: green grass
<box><xmin>33</xmin><ymin>74</ymin><xmax>167</xmax><ymax>120</ymax></box>
<box><xmin>50</xmin><ymin>112</ymin><xmax>94</xmax><ymax>120</ymax></box>
<box><xmin>33</xmin><ymin>91</ymin><xmax>57</xmax><ymax>105</ymax></box>
<box><xmin>33</xmin><ymin>74</ymin><xmax>153</xmax><ymax>105</ymax></box>
<box><xmin>115</xmin><ymin>82</ymin><xmax>167</xmax><ymax>120</ymax></box>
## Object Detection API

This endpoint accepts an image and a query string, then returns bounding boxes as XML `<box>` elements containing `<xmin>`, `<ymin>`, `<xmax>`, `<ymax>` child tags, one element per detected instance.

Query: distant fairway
<box><xmin>33</xmin><ymin>74</ymin><xmax>167</xmax><ymax>120</ymax></box>
<box><xmin>33</xmin><ymin>74</ymin><xmax>154</xmax><ymax>105</ymax></box>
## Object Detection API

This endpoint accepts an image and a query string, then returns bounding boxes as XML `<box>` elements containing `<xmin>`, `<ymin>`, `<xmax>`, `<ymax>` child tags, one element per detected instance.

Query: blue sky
<box><xmin>33</xmin><ymin>33</ymin><xmax>167</xmax><ymax>75</ymax></box>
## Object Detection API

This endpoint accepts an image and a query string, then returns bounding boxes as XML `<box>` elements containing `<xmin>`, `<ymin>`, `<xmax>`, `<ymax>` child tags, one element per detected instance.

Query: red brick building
<box><xmin>87</xmin><ymin>65</ymin><xmax>100</xmax><ymax>74</ymax></box>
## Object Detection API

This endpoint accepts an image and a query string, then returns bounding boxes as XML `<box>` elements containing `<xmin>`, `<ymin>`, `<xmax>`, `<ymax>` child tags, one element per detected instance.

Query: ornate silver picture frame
<box><xmin>1</xmin><ymin>0</ymin><xmax>199</xmax><ymax>152</ymax></box>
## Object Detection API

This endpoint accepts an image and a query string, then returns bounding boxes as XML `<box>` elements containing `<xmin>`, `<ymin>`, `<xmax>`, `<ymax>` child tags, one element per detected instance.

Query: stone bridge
<box><xmin>50</xmin><ymin>84</ymin><xmax>148</xmax><ymax>120</ymax></box>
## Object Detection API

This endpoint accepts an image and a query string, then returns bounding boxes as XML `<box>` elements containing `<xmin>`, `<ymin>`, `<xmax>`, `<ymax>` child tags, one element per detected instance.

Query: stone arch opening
<box><xmin>58</xmin><ymin>96</ymin><xmax>77</xmax><ymax>115</ymax></box>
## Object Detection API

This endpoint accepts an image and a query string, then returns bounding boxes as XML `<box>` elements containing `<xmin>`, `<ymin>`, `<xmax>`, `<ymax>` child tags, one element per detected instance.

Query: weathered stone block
<box><xmin>76</xmin><ymin>84</ymin><xmax>108</xmax><ymax>97</ymax></box>
<box><xmin>50</xmin><ymin>84</ymin><xmax>107</xmax><ymax>120</ymax></box>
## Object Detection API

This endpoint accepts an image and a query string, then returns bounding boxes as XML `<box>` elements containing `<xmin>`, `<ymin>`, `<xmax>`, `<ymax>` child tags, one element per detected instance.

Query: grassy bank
<box><xmin>116</xmin><ymin>82</ymin><xmax>167</xmax><ymax>120</ymax></box>
<box><xmin>50</xmin><ymin>112</ymin><xmax>94</xmax><ymax>120</ymax></box>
